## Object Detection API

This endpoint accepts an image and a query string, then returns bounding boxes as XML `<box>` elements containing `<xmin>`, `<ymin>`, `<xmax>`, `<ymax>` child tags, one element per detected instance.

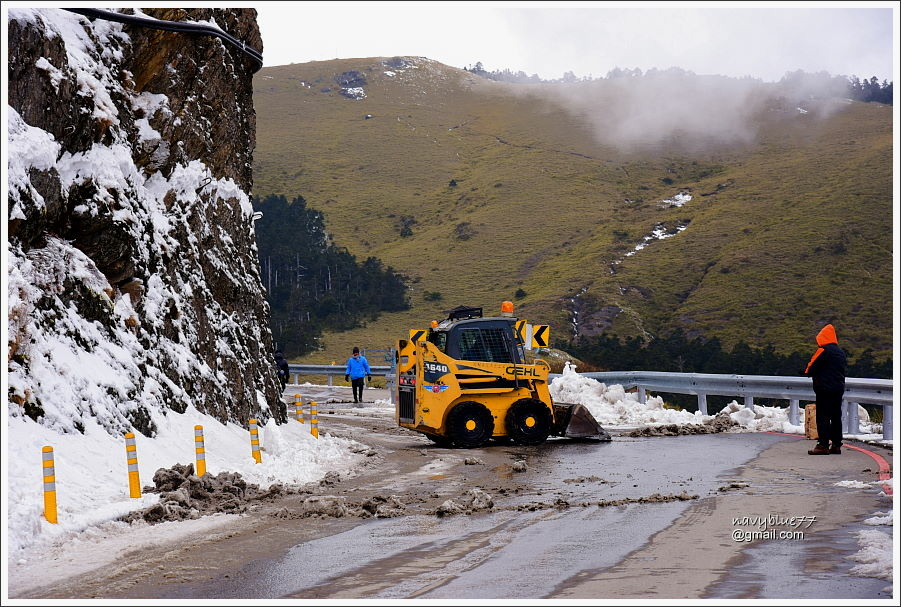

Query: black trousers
<box><xmin>351</xmin><ymin>377</ymin><xmax>365</xmax><ymax>402</ymax></box>
<box><xmin>815</xmin><ymin>389</ymin><xmax>844</xmax><ymax>447</ymax></box>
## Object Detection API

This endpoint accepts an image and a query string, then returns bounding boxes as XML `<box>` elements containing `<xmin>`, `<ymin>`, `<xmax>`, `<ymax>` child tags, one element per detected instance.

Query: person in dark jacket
<box><xmin>274</xmin><ymin>350</ymin><xmax>289</xmax><ymax>390</ymax></box>
<box><xmin>345</xmin><ymin>346</ymin><xmax>371</xmax><ymax>405</ymax></box>
<box><xmin>803</xmin><ymin>324</ymin><xmax>847</xmax><ymax>455</ymax></box>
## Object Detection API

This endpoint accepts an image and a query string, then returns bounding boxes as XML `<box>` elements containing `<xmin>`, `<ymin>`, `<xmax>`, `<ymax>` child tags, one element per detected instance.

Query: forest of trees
<box><xmin>253</xmin><ymin>194</ymin><xmax>409</xmax><ymax>356</ymax></box>
<box><xmin>464</xmin><ymin>62</ymin><xmax>893</xmax><ymax>105</ymax></box>
<box><xmin>845</xmin><ymin>74</ymin><xmax>893</xmax><ymax>104</ymax></box>
<box><xmin>563</xmin><ymin>330</ymin><xmax>893</xmax><ymax>378</ymax></box>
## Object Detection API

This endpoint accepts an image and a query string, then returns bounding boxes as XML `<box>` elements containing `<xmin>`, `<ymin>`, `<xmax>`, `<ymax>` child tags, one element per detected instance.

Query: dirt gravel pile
<box><xmin>627</xmin><ymin>412</ymin><xmax>737</xmax><ymax>437</ymax></box>
<box><xmin>511</xmin><ymin>491</ymin><xmax>700</xmax><ymax>512</ymax></box>
<box><xmin>119</xmin><ymin>463</ymin><xmax>287</xmax><ymax>524</ymax></box>
<box><xmin>272</xmin><ymin>494</ymin><xmax>408</xmax><ymax>520</ymax></box>
<box><xmin>717</xmin><ymin>481</ymin><xmax>750</xmax><ymax>491</ymax></box>
<box><xmin>434</xmin><ymin>488</ymin><xmax>495</xmax><ymax>517</ymax></box>
<box><xmin>563</xmin><ymin>476</ymin><xmax>608</xmax><ymax>484</ymax></box>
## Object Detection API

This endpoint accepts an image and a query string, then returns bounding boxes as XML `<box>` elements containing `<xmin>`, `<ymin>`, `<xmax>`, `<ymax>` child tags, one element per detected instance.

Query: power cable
<box><xmin>63</xmin><ymin>8</ymin><xmax>263</xmax><ymax>73</ymax></box>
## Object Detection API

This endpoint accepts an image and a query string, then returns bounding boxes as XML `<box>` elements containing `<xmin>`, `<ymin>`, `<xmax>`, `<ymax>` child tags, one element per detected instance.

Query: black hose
<box><xmin>63</xmin><ymin>8</ymin><xmax>263</xmax><ymax>73</ymax></box>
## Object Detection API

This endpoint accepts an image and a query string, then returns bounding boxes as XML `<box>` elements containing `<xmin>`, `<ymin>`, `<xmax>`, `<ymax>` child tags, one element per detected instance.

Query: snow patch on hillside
<box><xmin>661</xmin><ymin>191</ymin><xmax>692</xmax><ymax>208</ymax></box>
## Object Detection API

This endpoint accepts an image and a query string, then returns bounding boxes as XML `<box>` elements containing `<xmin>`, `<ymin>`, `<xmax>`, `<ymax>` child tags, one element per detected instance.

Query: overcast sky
<box><xmin>255</xmin><ymin>2</ymin><xmax>897</xmax><ymax>83</ymax></box>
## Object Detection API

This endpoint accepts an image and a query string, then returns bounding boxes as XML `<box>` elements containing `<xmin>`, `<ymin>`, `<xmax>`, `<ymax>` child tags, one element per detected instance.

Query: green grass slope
<box><xmin>252</xmin><ymin>58</ymin><xmax>893</xmax><ymax>365</ymax></box>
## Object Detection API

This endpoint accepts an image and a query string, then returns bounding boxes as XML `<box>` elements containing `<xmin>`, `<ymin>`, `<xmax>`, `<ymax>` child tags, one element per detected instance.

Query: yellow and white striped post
<box><xmin>124</xmin><ymin>432</ymin><xmax>141</xmax><ymax>498</ymax></box>
<box><xmin>294</xmin><ymin>394</ymin><xmax>304</xmax><ymax>423</ymax></box>
<box><xmin>194</xmin><ymin>425</ymin><xmax>206</xmax><ymax>476</ymax></box>
<box><xmin>310</xmin><ymin>401</ymin><xmax>319</xmax><ymax>439</ymax></box>
<box><xmin>42</xmin><ymin>446</ymin><xmax>57</xmax><ymax>524</ymax></box>
<box><xmin>249</xmin><ymin>419</ymin><xmax>262</xmax><ymax>463</ymax></box>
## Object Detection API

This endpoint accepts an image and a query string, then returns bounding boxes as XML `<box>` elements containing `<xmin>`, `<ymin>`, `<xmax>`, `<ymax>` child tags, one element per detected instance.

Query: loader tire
<box><xmin>506</xmin><ymin>398</ymin><xmax>552</xmax><ymax>445</ymax></box>
<box><xmin>446</xmin><ymin>401</ymin><xmax>495</xmax><ymax>448</ymax></box>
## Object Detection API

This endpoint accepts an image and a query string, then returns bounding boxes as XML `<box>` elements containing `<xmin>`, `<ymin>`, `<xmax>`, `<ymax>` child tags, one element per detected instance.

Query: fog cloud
<box><xmin>531</xmin><ymin>70</ymin><xmax>849</xmax><ymax>151</ymax></box>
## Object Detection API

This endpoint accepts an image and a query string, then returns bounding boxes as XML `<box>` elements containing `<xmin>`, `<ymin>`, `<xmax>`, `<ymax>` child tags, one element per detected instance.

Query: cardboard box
<box><xmin>804</xmin><ymin>403</ymin><xmax>818</xmax><ymax>440</ymax></box>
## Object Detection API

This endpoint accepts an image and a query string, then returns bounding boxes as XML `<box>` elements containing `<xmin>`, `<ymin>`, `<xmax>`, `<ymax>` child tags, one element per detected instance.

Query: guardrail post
<box><xmin>789</xmin><ymin>399</ymin><xmax>800</xmax><ymax>426</ymax></box>
<box><xmin>637</xmin><ymin>386</ymin><xmax>646</xmax><ymax>404</ymax></box>
<box><xmin>328</xmin><ymin>373</ymin><xmax>333</xmax><ymax>387</ymax></box>
<box><xmin>42</xmin><ymin>446</ymin><xmax>57</xmax><ymax>524</ymax></box>
<box><xmin>744</xmin><ymin>395</ymin><xmax>754</xmax><ymax>409</ymax></box>
<box><xmin>883</xmin><ymin>405</ymin><xmax>893</xmax><ymax>441</ymax></box>
<box><xmin>847</xmin><ymin>401</ymin><xmax>860</xmax><ymax>435</ymax></box>
<box><xmin>194</xmin><ymin>425</ymin><xmax>206</xmax><ymax>476</ymax></box>
<box><xmin>841</xmin><ymin>401</ymin><xmax>849</xmax><ymax>434</ymax></box>
<box><xmin>124</xmin><ymin>432</ymin><xmax>141</xmax><ymax>498</ymax></box>
<box><xmin>310</xmin><ymin>401</ymin><xmax>319</xmax><ymax>438</ymax></box>
<box><xmin>294</xmin><ymin>394</ymin><xmax>305</xmax><ymax>423</ymax></box>
<box><xmin>249</xmin><ymin>419</ymin><xmax>262</xmax><ymax>463</ymax></box>
<box><xmin>697</xmin><ymin>393</ymin><xmax>708</xmax><ymax>415</ymax></box>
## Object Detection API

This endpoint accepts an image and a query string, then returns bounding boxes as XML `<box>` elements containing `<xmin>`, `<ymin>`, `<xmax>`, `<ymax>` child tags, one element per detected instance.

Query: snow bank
<box><xmin>6</xmin><ymin>408</ymin><xmax>368</xmax><ymax>561</ymax></box>
<box><xmin>549</xmin><ymin>363</ymin><xmax>883</xmax><ymax>438</ymax></box>
<box><xmin>847</xmin><ymin>504</ymin><xmax>894</xmax><ymax>595</ymax></box>
<box><xmin>550</xmin><ymin>363</ymin><xmax>709</xmax><ymax>426</ymax></box>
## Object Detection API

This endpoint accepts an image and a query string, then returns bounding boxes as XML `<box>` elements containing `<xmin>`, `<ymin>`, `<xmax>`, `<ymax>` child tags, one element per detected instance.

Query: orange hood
<box><xmin>805</xmin><ymin>324</ymin><xmax>838</xmax><ymax>374</ymax></box>
<box><xmin>816</xmin><ymin>324</ymin><xmax>838</xmax><ymax>346</ymax></box>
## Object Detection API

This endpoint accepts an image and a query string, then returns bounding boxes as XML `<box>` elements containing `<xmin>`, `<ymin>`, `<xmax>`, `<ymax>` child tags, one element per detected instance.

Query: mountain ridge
<box><xmin>251</xmin><ymin>56</ymin><xmax>893</xmax><ymax>365</ymax></box>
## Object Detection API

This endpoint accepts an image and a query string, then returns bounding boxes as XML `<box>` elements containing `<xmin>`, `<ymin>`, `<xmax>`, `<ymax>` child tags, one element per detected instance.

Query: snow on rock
<box><xmin>341</xmin><ymin>86</ymin><xmax>367</xmax><ymax>100</ymax></box>
<box><xmin>7</xmin><ymin>107</ymin><xmax>61</xmax><ymax>214</ymax></box>
<box><xmin>7</xmin><ymin>8</ymin><xmax>281</xmax><ymax>439</ymax></box>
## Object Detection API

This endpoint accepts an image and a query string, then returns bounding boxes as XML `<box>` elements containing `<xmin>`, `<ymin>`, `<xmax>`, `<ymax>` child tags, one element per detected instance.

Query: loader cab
<box><xmin>427</xmin><ymin>306</ymin><xmax>524</xmax><ymax>365</ymax></box>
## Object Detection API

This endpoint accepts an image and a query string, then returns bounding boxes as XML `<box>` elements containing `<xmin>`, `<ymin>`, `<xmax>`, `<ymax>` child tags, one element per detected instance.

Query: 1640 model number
<box><xmin>424</xmin><ymin>362</ymin><xmax>449</xmax><ymax>375</ymax></box>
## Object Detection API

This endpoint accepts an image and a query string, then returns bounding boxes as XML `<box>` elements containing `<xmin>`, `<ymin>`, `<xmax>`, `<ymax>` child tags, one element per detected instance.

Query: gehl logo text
<box><xmin>506</xmin><ymin>366</ymin><xmax>539</xmax><ymax>377</ymax></box>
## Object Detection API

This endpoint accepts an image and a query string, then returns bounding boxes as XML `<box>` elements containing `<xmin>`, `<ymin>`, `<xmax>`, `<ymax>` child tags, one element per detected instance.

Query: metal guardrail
<box><xmin>287</xmin><ymin>364</ymin><xmax>392</xmax><ymax>387</ymax></box>
<box><xmin>549</xmin><ymin>371</ymin><xmax>893</xmax><ymax>441</ymax></box>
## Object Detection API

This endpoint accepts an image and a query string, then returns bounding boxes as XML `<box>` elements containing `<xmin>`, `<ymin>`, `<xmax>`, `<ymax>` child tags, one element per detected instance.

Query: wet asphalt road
<box><xmin>155</xmin><ymin>403</ymin><xmax>892</xmax><ymax>600</ymax></box>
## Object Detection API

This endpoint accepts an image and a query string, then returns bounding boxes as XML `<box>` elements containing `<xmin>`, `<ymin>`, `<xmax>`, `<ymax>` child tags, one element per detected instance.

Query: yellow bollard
<box><xmin>249</xmin><ymin>419</ymin><xmax>262</xmax><ymax>463</ymax></box>
<box><xmin>42</xmin><ymin>446</ymin><xmax>57</xmax><ymax>524</ymax></box>
<box><xmin>295</xmin><ymin>394</ymin><xmax>305</xmax><ymax>423</ymax></box>
<box><xmin>124</xmin><ymin>432</ymin><xmax>141</xmax><ymax>498</ymax></box>
<box><xmin>310</xmin><ymin>401</ymin><xmax>319</xmax><ymax>439</ymax></box>
<box><xmin>194</xmin><ymin>425</ymin><xmax>206</xmax><ymax>476</ymax></box>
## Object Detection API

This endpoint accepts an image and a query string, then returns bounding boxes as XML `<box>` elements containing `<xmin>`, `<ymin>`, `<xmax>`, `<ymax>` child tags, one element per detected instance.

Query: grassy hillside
<box><xmin>252</xmin><ymin>58</ymin><xmax>893</xmax><ymax>365</ymax></box>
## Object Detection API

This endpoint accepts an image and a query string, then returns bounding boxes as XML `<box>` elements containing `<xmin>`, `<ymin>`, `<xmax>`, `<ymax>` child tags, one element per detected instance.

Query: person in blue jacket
<box><xmin>345</xmin><ymin>346</ymin><xmax>371</xmax><ymax>404</ymax></box>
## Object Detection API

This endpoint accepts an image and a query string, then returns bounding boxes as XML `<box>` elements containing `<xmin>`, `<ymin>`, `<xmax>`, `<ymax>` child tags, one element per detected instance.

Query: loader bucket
<box><xmin>553</xmin><ymin>403</ymin><xmax>611</xmax><ymax>441</ymax></box>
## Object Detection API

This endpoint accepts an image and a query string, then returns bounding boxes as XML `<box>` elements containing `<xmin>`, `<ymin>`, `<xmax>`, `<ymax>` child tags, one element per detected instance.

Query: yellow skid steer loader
<box><xmin>394</xmin><ymin>302</ymin><xmax>610</xmax><ymax>448</ymax></box>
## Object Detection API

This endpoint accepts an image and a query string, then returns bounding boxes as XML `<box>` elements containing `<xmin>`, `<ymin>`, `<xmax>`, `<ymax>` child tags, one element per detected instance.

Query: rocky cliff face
<box><xmin>7</xmin><ymin>8</ymin><xmax>284</xmax><ymax>436</ymax></box>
